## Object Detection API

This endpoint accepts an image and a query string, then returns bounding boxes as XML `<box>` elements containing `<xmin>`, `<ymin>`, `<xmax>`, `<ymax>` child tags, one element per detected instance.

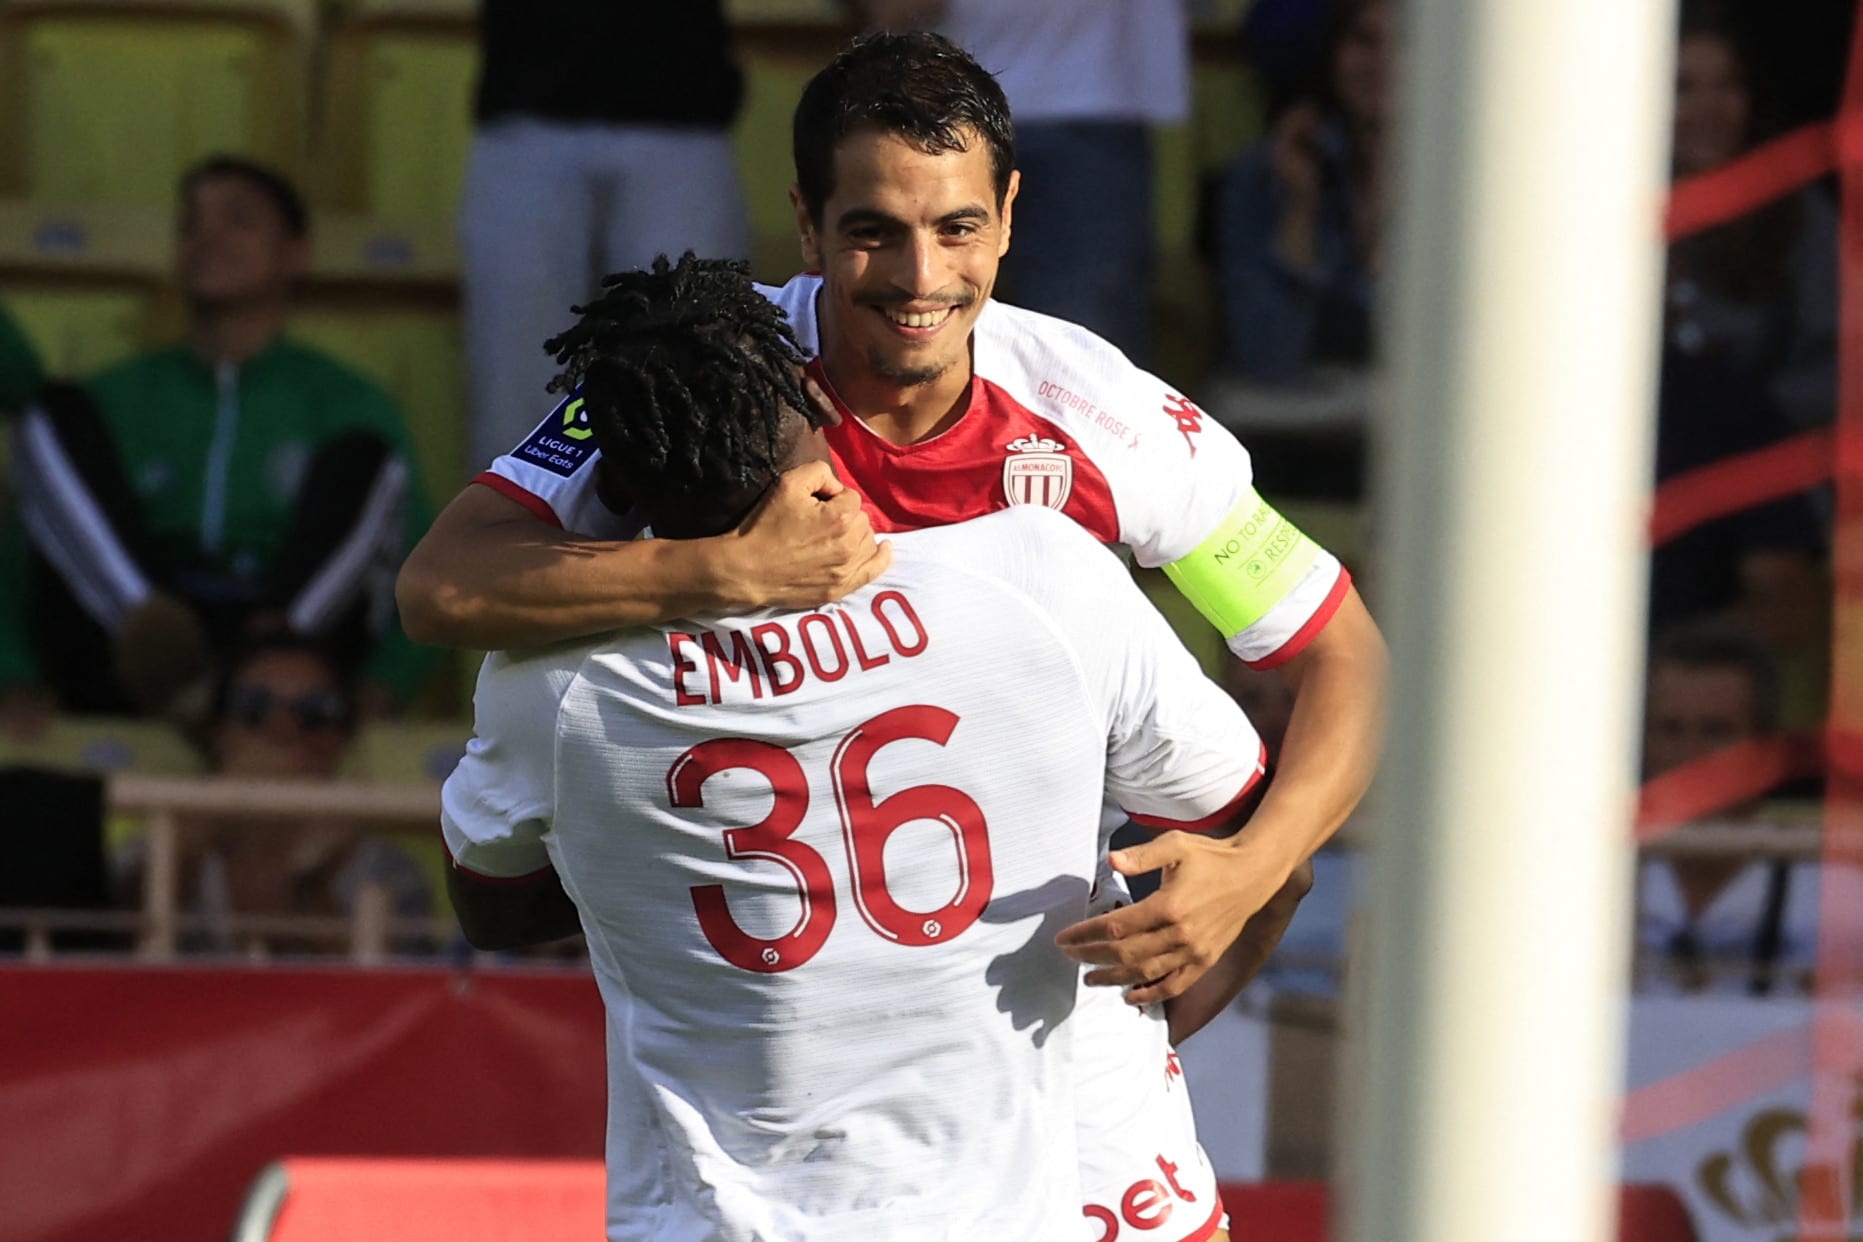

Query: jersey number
<box><xmin>665</xmin><ymin>705</ymin><xmax>993</xmax><ymax>973</ymax></box>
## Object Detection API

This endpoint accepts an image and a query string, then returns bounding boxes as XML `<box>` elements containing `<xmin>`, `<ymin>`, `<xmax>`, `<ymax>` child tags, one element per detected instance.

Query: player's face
<box><xmin>1673</xmin><ymin>34</ymin><xmax>1750</xmax><ymax>175</ymax></box>
<box><xmin>793</xmin><ymin>128</ymin><xmax>1017</xmax><ymax>391</ymax></box>
<box><xmin>177</xmin><ymin>176</ymin><xmax>307</xmax><ymax>309</ymax></box>
<box><xmin>1642</xmin><ymin>663</ymin><xmax>1758</xmax><ymax>777</ymax></box>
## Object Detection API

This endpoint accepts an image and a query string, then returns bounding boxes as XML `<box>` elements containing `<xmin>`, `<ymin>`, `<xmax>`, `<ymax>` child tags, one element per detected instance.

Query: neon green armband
<box><xmin>1162</xmin><ymin>490</ymin><xmax>1322</xmax><ymax>638</ymax></box>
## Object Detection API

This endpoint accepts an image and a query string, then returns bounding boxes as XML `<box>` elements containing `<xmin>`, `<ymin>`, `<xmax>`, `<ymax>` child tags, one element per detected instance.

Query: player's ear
<box><xmin>790</xmin><ymin>184</ymin><xmax>823</xmax><ymax>269</ymax></box>
<box><xmin>997</xmin><ymin>168</ymin><xmax>1020</xmax><ymax>259</ymax></box>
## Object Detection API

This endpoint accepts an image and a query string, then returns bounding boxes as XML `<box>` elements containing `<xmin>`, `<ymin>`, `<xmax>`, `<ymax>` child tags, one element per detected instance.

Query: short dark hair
<box><xmin>543</xmin><ymin>253</ymin><xmax>825</xmax><ymax>527</ymax></box>
<box><xmin>792</xmin><ymin>31</ymin><xmax>1015</xmax><ymax>222</ymax></box>
<box><xmin>179</xmin><ymin>155</ymin><xmax>309</xmax><ymax>239</ymax></box>
<box><xmin>1649</xmin><ymin>618</ymin><xmax>1784</xmax><ymax>733</ymax></box>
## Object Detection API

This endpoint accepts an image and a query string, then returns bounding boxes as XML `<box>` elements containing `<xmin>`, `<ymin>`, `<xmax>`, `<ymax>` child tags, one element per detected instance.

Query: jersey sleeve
<box><xmin>1002</xmin><ymin>314</ymin><xmax>1352</xmax><ymax>669</ymax></box>
<box><xmin>439</xmin><ymin>649</ymin><xmax>579</xmax><ymax>880</ymax></box>
<box><xmin>1109</xmin><ymin>377</ymin><xmax>1350</xmax><ymax>670</ymax></box>
<box><xmin>474</xmin><ymin>390</ymin><xmax>639</xmax><ymax>539</ymax></box>
<box><xmin>1006</xmin><ymin>507</ymin><xmax>1268</xmax><ymax>831</ymax></box>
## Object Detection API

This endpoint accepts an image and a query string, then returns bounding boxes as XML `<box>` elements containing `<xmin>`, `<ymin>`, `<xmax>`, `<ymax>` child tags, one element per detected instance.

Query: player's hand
<box><xmin>720</xmin><ymin>460</ymin><xmax>893</xmax><ymax>610</ymax></box>
<box><xmin>1054</xmin><ymin>829</ymin><xmax>1297</xmax><ymax>1006</ymax></box>
<box><xmin>1163</xmin><ymin>860</ymin><xmax>1314</xmax><ymax>1044</ymax></box>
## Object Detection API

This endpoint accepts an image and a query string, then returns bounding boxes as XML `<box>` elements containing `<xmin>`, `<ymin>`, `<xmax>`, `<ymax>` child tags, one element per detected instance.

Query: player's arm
<box><xmin>1014</xmin><ymin>510</ymin><xmax>1306</xmax><ymax>1008</ymax></box>
<box><xmin>446</xmin><ymin>863</ymin><xmax>582</xmax><ymax>951</ymax></box>
<box><xmin>440</xmin><ymin>651</ymin><xmax>582</xmax><ymax>948</ymax></box>
<box><xmin>398</xmin><ymin>462</ymin><xmax>890</xmax><ymax>649</ymax></box>
<box><xmin>1062</xmin><ymin>574</ymin><xmax>1384</xmax><ymax>1006</ymax></box>
<box><xmin>1051</xmin><ymin>430</ymin><xmax>1385</xmax><ymax>1003</ymax></box>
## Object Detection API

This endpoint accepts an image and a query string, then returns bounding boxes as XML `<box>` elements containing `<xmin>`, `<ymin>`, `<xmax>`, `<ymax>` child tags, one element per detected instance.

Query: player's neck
<box><xmin>187</xmin><ymin>300</ymin><xmax>289</xmax><ymax>366</ymax></box>
<box><xmin>819</xmin><ymin>346</ymin><xmax>975</xmax><ymax>447</ymax></box>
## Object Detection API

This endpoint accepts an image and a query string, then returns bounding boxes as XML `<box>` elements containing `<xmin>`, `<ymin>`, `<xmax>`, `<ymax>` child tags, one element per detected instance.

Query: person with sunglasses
<box><xmin>118</xmin><ymin>635</ymin><xmax>434</xmax><ymax>956</ymax></box>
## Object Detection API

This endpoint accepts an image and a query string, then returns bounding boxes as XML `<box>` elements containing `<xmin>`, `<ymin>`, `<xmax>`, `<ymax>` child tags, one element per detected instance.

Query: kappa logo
<box><xmin>1163</xmin><ymin>393</ymin><xmax>1205</xmax><ymax>456</ymax></box>
<box><xmin>1002</xmin><ymin>435</ymin><xmax>1074</xmax><ymax>511</ymax></box>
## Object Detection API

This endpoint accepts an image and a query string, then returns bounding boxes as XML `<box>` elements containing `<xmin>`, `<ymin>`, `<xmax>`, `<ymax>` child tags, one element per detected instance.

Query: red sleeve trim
<box><xmin>441</xmin><ymin>832</ymin><xmax>555</xmax><ymax>887</ymax></box>
<box><xmin>1125</xmin><ymin>742</ymin><xmax>1269</xmax><ymax>833</ymax></box>
<box><xmin>1245</xmin><ymin>567</ymin><xmax>1353</xmax><ymax>671</ymax></box>
<box><xmin>472</xmin><ymin>471</ymin><xmax>564</xmax><ymax>529</ymax></box>
<box><xmin>1179</xmin><ymin>1197</ymin><xmax>1229</xmax><ymax>1242</ymax></box>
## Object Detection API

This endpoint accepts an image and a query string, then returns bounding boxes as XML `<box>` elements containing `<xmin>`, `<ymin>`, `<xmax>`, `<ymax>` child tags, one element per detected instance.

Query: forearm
<box><xmin>396</xmin><ymin>486</ymin><xmax>733</xmax><ymax>649</ymax></box>
<box><xmin>446</xmin><ymin>864</ymin><xmax>582</xmax><ymax>951</ymax></box>
<box><xmin>1231</xmin><ymin>589</ymin><xmax>1387</xmax><ymax>877</ymax></box>
<box><xmin>1164</xmin><ymin>859</ymin><xmax>1315</xmax><ymax>1045</ymax></box>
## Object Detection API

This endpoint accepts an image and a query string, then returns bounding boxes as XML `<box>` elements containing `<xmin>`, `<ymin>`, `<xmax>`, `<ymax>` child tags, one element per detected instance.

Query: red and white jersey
<box><xmin>443</xmin><ymin>508</ymin><xmax>1265</xmax><ymax>1241</ymax></box>
<box><xmin>476</xmin><ymin>272</ymin><xmax>1349</xmax><ymax>668</ymax></box>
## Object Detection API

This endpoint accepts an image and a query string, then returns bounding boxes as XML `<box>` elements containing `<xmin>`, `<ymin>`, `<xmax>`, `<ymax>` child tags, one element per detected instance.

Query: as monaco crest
<box><xmin>1002</xmin><ymin>435</ymin><xmax>1074</xmax><ymax>510</ymax></box>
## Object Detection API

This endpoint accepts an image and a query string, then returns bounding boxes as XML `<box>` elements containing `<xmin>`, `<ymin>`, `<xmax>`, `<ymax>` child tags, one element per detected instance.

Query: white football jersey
<box><xmin>477</xmin><ymin>271</ymin><xmax>1350</xmax><ymax>670</ymax></box>
<box><xmin>444</xmin><ymin>508</ymin><xmax>1265</xmax><ymax>1241</ymax></box>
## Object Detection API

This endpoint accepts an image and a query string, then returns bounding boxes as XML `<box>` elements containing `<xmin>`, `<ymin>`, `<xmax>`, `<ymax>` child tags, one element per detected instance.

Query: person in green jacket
<box><xmin>0</xmin><ymin>156</ymin><xmax>437</xmax><ymax>724</ymax></box>
<box><xmin>0</xmin><ymin>299</ymin><xmax>44</xmax><ymax>414</ymax></box>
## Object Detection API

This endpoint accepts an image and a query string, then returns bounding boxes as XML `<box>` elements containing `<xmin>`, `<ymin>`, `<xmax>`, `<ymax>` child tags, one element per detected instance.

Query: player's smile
<box><xmin>875</xmin><ymin>301</ymin><xmax>963</xmax><ymax>339</ymax></box>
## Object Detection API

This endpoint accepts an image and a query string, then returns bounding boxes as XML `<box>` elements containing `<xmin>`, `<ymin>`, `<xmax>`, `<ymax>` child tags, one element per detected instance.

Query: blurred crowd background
<box><xmin>0</xmin><ymin>0</ymin><xmax>1851</xmax><ymax>1005</ymax></box>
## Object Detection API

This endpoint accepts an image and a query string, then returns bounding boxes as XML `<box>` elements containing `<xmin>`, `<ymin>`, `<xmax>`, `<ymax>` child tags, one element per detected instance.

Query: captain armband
<box><xmin>1162</xmin><ymin>490</ymin><xmax>1323</xmax><ymax>639</ymax></box>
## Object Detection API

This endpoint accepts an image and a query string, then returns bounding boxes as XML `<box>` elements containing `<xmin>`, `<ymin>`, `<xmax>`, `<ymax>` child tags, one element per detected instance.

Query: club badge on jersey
<box><xmin>1003</xmin><ymin>435</ymin><xmax>1075</xmax><ymax>511</ymax></box>
<box><xmin>514</xmin><ymin>392</ymin><xmax>596</xmax><ymax>478</ymax></box>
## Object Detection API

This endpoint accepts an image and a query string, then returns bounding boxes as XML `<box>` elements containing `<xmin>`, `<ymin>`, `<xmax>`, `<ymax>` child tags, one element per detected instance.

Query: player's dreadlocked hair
<box><xmin>543</xmin><ymin>253</ymin><xmax>822</xmax><ymax>512</ymax></box>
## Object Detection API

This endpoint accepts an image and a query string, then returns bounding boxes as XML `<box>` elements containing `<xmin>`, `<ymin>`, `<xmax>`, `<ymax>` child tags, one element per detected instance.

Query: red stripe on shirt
<box><xmin>810</xmin><ymin>359</ymin><xmax>1122</xmax><ymax>542</ymax></box>
<box><xmin>1126</xmin><ymin>743</ymin><xmax>1270</xmax><ymax>833</ymax></box>
<box><xmin>1245</xmin><ymin>567</ymin><xmax>1352</xmax><ymax>671</ymax></box>
<box><xmin>1179</xmin><ymin>1196</ymin><xmax>1228</xmax><ymax>1242</ymax></box>
<box><xmin>472</xmin><ymin>471</ymin><xmax>564</xmax><ymax>529</ymax></box>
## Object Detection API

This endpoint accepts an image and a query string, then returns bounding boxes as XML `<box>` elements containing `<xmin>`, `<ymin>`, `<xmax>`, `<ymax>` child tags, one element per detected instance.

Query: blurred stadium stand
<box><xmin>0</xmin><ymin>0</ymin><xmax>1268</xmax><ymax>490</ymax></box>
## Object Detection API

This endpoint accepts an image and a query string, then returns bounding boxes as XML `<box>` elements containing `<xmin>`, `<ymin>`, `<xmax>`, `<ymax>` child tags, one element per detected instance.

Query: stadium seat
<box><xmin>292</xmin><ymin>209</ymin><xmax>466</xmax><ymax>492</ymax></box>
<box><xmin>1214</xmin><ymin>1182</ymin><xmax>1700</xmax><ymax>1242</ymax></box>
<box><xmin>0</xmin><ymin>198</ymin><xmax>173</xmax><ymax>378</ymax></box>
<box><xmin>0</xmin><ymin>0</ymin><xmax>314</xmax><ymax>207</ymax></box>
<box><xmin>231</xmin><ymin>1157</ymin><xmax>606</xmax><ymax>1242</ymax></box>
<box><xmin>0</xmin><ymin>716</ymin><xmax>206</xmax><ymax>778</ymax></box>
<box><xmin>316</xmin><ymin>0</ymin><xmax>477</xmax><ymax>224</ymax></box>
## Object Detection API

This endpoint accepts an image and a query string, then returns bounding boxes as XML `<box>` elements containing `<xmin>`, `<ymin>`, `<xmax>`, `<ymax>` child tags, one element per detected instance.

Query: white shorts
<box><xmin>1074</xmin><ymin>867</ymin><xmax>1229</xmax><ymax>1242</ymax></box>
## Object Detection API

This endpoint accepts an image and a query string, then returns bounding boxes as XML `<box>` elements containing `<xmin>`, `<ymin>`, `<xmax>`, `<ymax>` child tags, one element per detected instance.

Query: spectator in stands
<box><xmin>0</xmin><ymin>300</ymin><xmax>43</xmax><ymax>414</ymax></box>
<box><xmin>1214</xmin><ymin>0</ymin><xmax>1391</xmax><ymax>384</ymax></box>
<box><xmin>1635</xmin><ymin>620</ymin><xmax>1818</xmax><ymax>995</ymax></box>
<box><xmin>460</xmin><ymin>1</ymin><xmax>751</xmax><ymax>474</ymax></box>
<box><xmin>0</xmin><ymin>157</ymin><xmax>437</xmax><ymax>729</ymax></box>
<box><xmin>853</xmin><ymin>0</ymin><xmax>1189</xmax><ymax>366</ymax></box>
<box><xmin>120</xmin><ymin>635</ymin><xmax>434</xmax><ymax>957</ymax></box>
<box><xmin>1665</xmin><ymin>0</ymin><xmax>1838</xmax><ymax>432</ymax></box>
<box><xmin>1650</xmin><ymin>350</ymin><xmax>1825</xmax><ymax>671</ymax></box>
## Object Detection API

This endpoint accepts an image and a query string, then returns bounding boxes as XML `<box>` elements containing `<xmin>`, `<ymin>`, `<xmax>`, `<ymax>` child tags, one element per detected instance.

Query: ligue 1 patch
<box><xmin>1002</xmin><ymin>435</ymin><xmax>1074</xmax><ymax>510</ymax></box>
<box><xmin>514</xmin><ymin>394</ymin><xmax>596</xmax><ymax>478</ymax></box>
